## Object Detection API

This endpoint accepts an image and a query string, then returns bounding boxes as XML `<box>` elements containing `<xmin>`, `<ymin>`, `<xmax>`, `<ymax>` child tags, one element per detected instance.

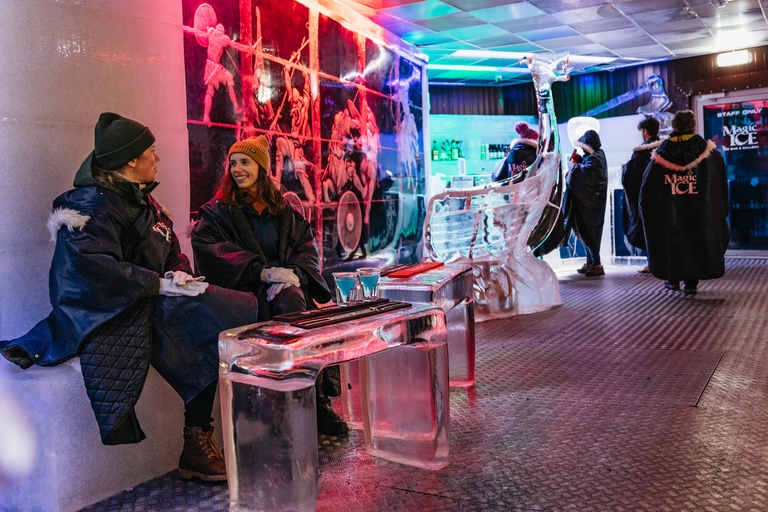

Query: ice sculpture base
<box><xmin>469</xmin><ymin>252</ymin><xmax>561</xmax><ymax>322</ymax></box>
<box><xmin>379</xmin><ymin>263</ymin><xmax>475</xmax><ymax>387</ymax></box>
<box><xmin>219</xmin><ymin>304</ymin><xmax>449</xmax><ymax>512</ymax></box>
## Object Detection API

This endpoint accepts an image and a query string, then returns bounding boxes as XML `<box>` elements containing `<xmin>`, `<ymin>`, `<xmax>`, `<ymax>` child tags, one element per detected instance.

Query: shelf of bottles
<box><xmin>431</xmin><ymin>140</ymin><xmax>510</xmax><ymax>162</ymax></box>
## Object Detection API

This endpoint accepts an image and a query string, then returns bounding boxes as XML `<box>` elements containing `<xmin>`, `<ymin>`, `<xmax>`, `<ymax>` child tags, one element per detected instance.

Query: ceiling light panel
<box><xmin>380</xmin><ymin>0</ymin><xmax>460</xmax><ymax>21</ymax></box>
<box><xmin>468</xmin><ymin>3</ymin><xmax>546</xmax><ymax>23</ymax></box>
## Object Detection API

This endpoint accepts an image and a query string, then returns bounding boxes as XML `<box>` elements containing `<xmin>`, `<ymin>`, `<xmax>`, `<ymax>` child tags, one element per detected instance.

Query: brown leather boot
<box><xmin>178</xmin><ymin>426</ymin><xmax>227</xmax><ymax>481</ymax></box>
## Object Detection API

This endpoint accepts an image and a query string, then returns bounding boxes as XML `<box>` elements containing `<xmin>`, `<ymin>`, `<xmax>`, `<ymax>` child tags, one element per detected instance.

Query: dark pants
<box><xmin>585</xmin><ymin>245</ymin><xmax>601</xmax><ymax>265</ymax></box>
<box><xmin>152</xmin><ymin>285</ymin><xmax>258</xmax><ymax>429</ymax></box>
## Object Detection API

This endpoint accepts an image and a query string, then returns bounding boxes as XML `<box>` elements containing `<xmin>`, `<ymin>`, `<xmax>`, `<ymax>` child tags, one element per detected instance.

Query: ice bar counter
<box><xmin>379</xmin><ymin>263</ymin><xmax>475</xmax><ymax>387</ymax></box>
<box><xmin>218</xmin><ymin>302</ymin><xmax>449</xmax><ymax>512</ymax></box>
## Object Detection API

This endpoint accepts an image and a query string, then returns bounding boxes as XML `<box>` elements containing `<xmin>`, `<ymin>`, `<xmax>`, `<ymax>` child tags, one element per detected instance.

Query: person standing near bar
<box><xmin>640</xmin><ymin>110</ymin><xmax>729</xmax><ymax>295</ymax></box>
<box><xmin>0</xmin><ymin>113</ymin><xmax>259</xmax><ymax>481</ymax></box>
<box><xmin>564</xmin><ymin>129</ymin><xmax>608</xmax><ymax>276</ymax></box>
<box><xmin>621</xmin><ymin>117</ymin><xmax>662</xmax><ymax>273</ymax></box>
<box><xmin>191</xmin><ymin>135</ymin><xmax>348</xmax><ymax>436</ymax></box>
<box><xmin>492</xmin><ymin>121</ymin><xmax>539</xmax><ymax>183</ymax></box>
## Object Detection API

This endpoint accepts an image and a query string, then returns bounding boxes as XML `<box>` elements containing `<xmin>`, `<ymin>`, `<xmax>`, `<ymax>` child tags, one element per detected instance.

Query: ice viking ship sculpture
<box><xmin>424</xmin><ymin>53</ymin><xmax>571</xmax><ymax>320</ymax></box>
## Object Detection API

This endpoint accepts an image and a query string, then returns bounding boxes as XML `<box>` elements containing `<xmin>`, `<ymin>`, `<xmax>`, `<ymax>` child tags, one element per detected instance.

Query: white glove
<box><xmin>267</xmin><ymin>282</ymin><xmax>297</xmax><ymax>302</ymax></box>
<box><xmin>159</xmin><ymin>278</ymin><xmax>210</xmax><ymax>297</ymax></box>
<box><xmin>262</xmin><ymin>267</ymin><xmax>300</xmax><ymax>287</ymax></box>
<box><xmin>164</xmin><ymin>270</ymin><xmax>200</xmax><ymax>286</ymax></box>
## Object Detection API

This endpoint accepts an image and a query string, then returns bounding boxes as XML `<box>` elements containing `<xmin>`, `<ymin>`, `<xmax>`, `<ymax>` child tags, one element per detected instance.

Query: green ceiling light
<box><xmin>716</xmin><ymin>49</ymin><xmax>750</xmax><ymax>67</ymax></box>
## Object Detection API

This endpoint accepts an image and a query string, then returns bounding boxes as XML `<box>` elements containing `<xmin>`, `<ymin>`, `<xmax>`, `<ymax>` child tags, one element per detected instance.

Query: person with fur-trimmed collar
<box><xmin>564</xmin><ymin>129</ymin><xmax>608</xmax><ymax>277</ymax></box>
<box><xmin>621</xmin><ymin>117</ymin><xmax>662</xmax><ymax>271</ymax></box>
<box><xmin>492</xmin><ymin>121</ymin><xmax>539</xmax><ymax>183</ymax></box>
<box><xmin>639</xmin><ymin>110</ymin><xmax>729</xmax><ymax>295</ymax></box>
<box><xmin>0</xmin><ymin>113</ymin><xmax>259</xmax><ymax>481</ymax></box>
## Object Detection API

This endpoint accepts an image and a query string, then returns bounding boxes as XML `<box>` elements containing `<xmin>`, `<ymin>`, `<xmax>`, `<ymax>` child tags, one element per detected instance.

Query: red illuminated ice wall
<box><xmin>182</xmin><ymin>0</ymin><xmax>427</xmax><ymax>271</ymax></box>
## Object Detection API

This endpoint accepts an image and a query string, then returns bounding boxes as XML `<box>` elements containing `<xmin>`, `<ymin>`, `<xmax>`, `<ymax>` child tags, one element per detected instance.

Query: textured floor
<box><xmin>83</xmin><ymin>257</ymin><xmax>768</xmax><ymax>512</ymax></box>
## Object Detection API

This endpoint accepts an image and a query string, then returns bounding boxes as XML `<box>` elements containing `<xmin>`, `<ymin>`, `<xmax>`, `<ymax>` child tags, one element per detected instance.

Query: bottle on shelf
<box><xmin>480</xmin><ymin>144</ymin><xmax>486</xmax><ymax>160</ymax></box>
<box><xmin>431</xmin><ymin>141</ymin><xmax>438</xmax><ymax>161</ymax></box>
<box><xmin>458</xmin><ymin>140</ymin><xmax>464</xmax><ymax>159</ymax></box>
<box><xmin>451</xmin><ymin>140</ymin><xmax>459</xmax><ymax>160</ymax></box>
<box><xmin>439</xmin><ymin>141</ymin><xmax>447</xmax><ymax>161</ymax></box>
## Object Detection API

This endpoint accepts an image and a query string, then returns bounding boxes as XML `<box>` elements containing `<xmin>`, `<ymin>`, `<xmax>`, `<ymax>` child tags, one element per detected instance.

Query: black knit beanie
<box><xmin>93</xmin><ymin>112</ymin><xmax>155</xmax><ymax>170</ymax></box>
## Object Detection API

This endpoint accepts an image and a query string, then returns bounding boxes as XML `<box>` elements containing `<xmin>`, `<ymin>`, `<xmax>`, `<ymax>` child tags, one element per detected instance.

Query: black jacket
<box><xmin>492</xmin><ymin>138</ymin><xmax>537</xmax><ymax>182</ymax></box>
<box><xmin>621</xmin><ymin>137</ymin><xmax>662</xmax><ymax>250</ymax></box>
<box><xmin>192</xmin><ymin>198</ymin><xmax>332</xmax><ymax>315</ymax></box>
<box><xmin>640</xmin><ymin>133</ymin><xmax>730</xmax><ymax>281</ymax></box>
<box><xmin>564</xmin><ymin>131</ymin><xmax>608</xmax><ymax>253</ymax></box>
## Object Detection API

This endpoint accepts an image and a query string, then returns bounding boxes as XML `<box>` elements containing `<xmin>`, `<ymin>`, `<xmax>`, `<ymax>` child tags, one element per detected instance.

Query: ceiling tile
<box><xmin>527</xmin><ymin>0</ymin><xmax>607</xmax><ymax>14</ymax></box>
<box><xmin>551</xmin><ymin>4</ymin><xmax>623</xmax><ymax>24</ymax></box>
<box><xmin>700</xmin><ymin>9</ymin><xmax>767</xmax><ymax>29</ymax></box>
<box><xmin>469</xmin><ymin>3</ymin><xmax>546</xmax><ymax>23</ymax></box>
<box><xmin>652</xmin><ymin>28</ymin><xmax>713</xmax><ymax>45</ymax></box>
<box><xmin>405</xmin><ymin>32</ymin><xmax>457</xmax><ymax>45</ymax></box>
<box><xmin>641</xmin><ymin>18</ymin><xmax>707</xmax><ymax>36</ymax></box>
<box><xmin>381</xmin><ymin>0</ymin><xmax>461</xmax><ymax>21</ymax></box>
<box><xmin>416</xmin><ymin>39</ymin><xmax>483</xmax><ymax>50</ymax></box>
<box><xmin>612</xmin><ymin>0</ymin><xmax>687</xmax><ymax>15</ymax></box>
<box><xmin>412</xmin><ymin>11</ymin><xmax>486</xmax><ymax>31</ymax></box>
<box><xmin>386</xmin><ymin>22</ymin><xmax>435</xmax><ymax>36</ymax></box>
<box><xmin>369</xmin><ymin>11</ymin><xmax>408</xmax><ymax>27</ymax></box>
<box><xmin>466</xmin><ymin>33</ymin><xmax>527</xmax><ymax>47</ymax></box>
<box><xmin>493</xmin><ymin>14</ymin><xmax>561</xmax><ymax>33</ymax></box>
<box><xmin>693</xmin><ymin>0</ymin><xmax>760</xmax><ymax>18</ymax></box>
<box><xmin>628</xmin><ymin>7</ymin><xmax>698</xmax><ymax>26</ymax></box>
<box><xmin>586</xmin><ymin>26</ymin><xmax>649</xmax><ymax>45</ymax></box>
<box><xmin>440</xmin><ymin>24</ymin><xmax>510</xmax><ymax>41</ymax></box>
<box><xmin>536</xmin><ymin>35</ymin><xmax>598</xmax><ymax>49</ymax></box>
<box><xmin>487</xmin><ymin>42</ymin><xmax>546</xmax><ymax>52</ymax></box>
<box><xmin>442</xmin><ymin>0</ymin><xmax>524</xmax><ymax>9</ymax></box>
<box><xmin>570</xmin><ymin>17</ymin><xmax>635</xmax><ymax>35</ymax></box>
<box><xmin>516</xmin><ymin>25</ymin><xmax>581</xmax><ymax>41</ymax></box>
<box><xmin>615</xmin><ymin>43</ymin><xmax>674</xmax><ymax>59</ymax></box>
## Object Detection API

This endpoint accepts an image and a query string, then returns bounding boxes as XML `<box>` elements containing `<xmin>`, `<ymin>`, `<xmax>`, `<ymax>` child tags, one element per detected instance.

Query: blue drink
<box><xmin>356</xmin><ymin>267</ymin><xmax>381</xmax><ymax>300</ymax></box>
<box><xmin>332</xmin><ymin>272</ymin><xmax>358</xmax><ymax>305</ymax></box>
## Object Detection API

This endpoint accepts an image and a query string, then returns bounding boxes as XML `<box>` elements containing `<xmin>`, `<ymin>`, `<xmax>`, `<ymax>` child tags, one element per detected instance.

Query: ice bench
<box><xmin>0</xmin><ymin>357</ymin><xmax>222</xmax><ymax>512</ymax></box>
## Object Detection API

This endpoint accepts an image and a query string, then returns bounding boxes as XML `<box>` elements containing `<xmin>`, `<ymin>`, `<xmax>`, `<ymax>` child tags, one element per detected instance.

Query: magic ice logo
<box><xmin>664</xmin><ymin>171</ymin><xmax>698</xmax><ymax>195</ymax></box>
<box><xmin>723</xmin><ymin>124</ymin><xmax>759</xmax><ymax>146</ymax></box>
<box><xmin>152</xmin><ymin>222</ymin><xmax>173</xmax><ymax>243</ymax></box>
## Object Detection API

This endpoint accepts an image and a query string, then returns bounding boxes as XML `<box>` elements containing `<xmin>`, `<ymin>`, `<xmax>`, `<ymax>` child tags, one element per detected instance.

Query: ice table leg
<box><xmin>446</xmin><ymin>299</ymin><xmax>476</xmax><ymax>387</ymax></box>
<box><xmin>340</xmin><ymin>360</ymin><xmax>364</xmax><ymax>430</ymax></box>
<box><xmin>220</xmin><ymin>374</ymin><xmax>318</xmax><ymax>512</ymax></box>
<box><xmin>360</xmin><ymin>341</ymin><xmax>450</xmax><ymax>470</ymax></box>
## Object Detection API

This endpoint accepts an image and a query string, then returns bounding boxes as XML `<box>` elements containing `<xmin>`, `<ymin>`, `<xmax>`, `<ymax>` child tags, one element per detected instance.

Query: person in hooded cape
<box><xmin>492</xmin><ymin>121</ymin><xmax>539</xmax><ymax>183</ymax></box>
<box><xmin>563</xmin><ymin>129</ymin><xmax>608</xmax><ymax>276</ymax></box>
<box><xmin>191</xmin><ymin>135</ymin><xmax>348</xmax><ymax>436</ymax></box>
<box><xmin>0</xmin><ymin>113</ymin><xmax>259</xmax><ymax>481</ymax></box>
<box><xmin>639</xmin><ymin>110</ymin><xmax>730</xmax><ymax>295</ymax></box>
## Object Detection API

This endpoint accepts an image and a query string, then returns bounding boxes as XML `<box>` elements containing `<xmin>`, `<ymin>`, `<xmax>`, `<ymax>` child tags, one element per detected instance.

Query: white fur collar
<box><xmin>574</xmin><ymin>140</ymin><xmax>594</xmax><ymax>154</ymax></box>
<box><xmin>47</xmin><ymin>208</ymin><xmax>89</xmax><ymax>241</ymax></box>
<box><xmin>633</xmin><ymin>139</ymin><xmax>663</xmax><ymax>152</ymax></box>
<box><xmin>511</xmin><ymin>138</ymin><xmax>538</xmax><ymax>148</ymax></box>
<box><xmin>651</xmin><ymin>140</ymin><xmax>717</xmax><ymax>172</ymax></box>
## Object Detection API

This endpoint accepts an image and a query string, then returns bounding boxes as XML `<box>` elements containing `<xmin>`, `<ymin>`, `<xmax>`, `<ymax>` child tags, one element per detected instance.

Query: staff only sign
<box><xmin>706</xmin><ymin>102</ymin><xmax>767</xmax><ymax>152</ymax></box>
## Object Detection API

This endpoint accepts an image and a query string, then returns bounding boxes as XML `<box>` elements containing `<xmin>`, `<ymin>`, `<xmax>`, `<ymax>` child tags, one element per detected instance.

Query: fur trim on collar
<box><xmin>511</xmin><ymin>138</ymin><xmax>538</xmax><ymax>148</ymax></box>
<box><xmin>633</xmin><ymin>139</ymin><xmax>663</xmax><ymax>152</ymax></box>
<box><xmin>651</xmin><ymin>140</ymin><xmax>717</xmax><ymax>172</ymax></box>
<box><xmin>574</xmin><ymin>140</ymin><xmax>594</xmax><ymax>154</ymax></box>
<box><xmin>48</xmin><ymin>207</ymin><xmax>89</xmax><ymax>241</ymax></box>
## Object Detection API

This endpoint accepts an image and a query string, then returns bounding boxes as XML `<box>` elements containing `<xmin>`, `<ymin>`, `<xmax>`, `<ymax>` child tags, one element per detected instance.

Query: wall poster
<box><xmin>703</xmin><ymin>101</ymin><xmax>768</xmax><ymax>250</ymax></box>
<box><xmin>182</xmin><ymin>0</ymin><xmax>426</xmax><ymax>272</ymax></box>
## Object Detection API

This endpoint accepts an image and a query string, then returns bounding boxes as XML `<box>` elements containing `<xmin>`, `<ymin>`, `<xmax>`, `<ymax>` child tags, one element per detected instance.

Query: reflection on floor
<box><xmin>83</xmin><ymin>258</ymin><xmax>768</xmax><ymax>511</ymax></box>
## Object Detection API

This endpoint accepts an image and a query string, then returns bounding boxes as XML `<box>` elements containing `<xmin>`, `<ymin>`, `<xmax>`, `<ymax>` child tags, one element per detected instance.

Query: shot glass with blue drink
<box><xmin>356</xmin><ymin>267</ymin><xmax>381</xmax><ymax>301</ymax></box>
<box><xmin>332</xmin><ymin>272</ymin><xmax>358</xmax><ymax>305</ymax></box>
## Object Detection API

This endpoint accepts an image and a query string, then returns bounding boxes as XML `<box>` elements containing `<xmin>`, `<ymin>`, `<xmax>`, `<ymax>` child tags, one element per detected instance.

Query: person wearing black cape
<box><xmin>639</xmin><ymin>110</ymin><xmax>729</xmax><ymax>295</ymax></box>
<box><xmin>191</xmin><ymin>135</ymin><xmax>348</xmax><ymax>436</ymax></box>
<box><xmin>492</xmin><ymin>121</ymin><xmax>538</xmax><ymax>183</ymax></box>
<box><xmin>621</xmin><ymin>116</ymin><xmax>662</xmax><ymax>273</ymax></box>
<box><xmin>563</xmin><ymin>129</ymin><xmax>608</xmax><ymax>277</ymax></box>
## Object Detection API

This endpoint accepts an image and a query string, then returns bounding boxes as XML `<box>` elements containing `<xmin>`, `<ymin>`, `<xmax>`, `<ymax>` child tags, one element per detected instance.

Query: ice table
<box><xmin>379</xmin><ymin>263</ymin><xmax>475</xmax><ymax>387</ymax></box>
<box><xmin>218</xmin><ymin>303</ymin><xmax>449</xmax><ymax>512</ymax></box>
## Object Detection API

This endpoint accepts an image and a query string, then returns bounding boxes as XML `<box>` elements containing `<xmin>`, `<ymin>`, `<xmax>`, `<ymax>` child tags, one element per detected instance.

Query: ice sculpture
<box><xmin>424</xmin><ymin>53</ymin><xmax>571</xmax><ymax>320</ymax></box>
